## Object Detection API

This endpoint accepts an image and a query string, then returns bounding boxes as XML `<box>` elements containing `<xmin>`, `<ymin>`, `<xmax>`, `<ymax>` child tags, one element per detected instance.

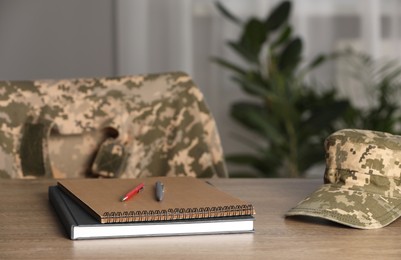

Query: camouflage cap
<box><xmin>286</xmin><ymin>129</ymin><xmax>401</xmax><ymax>229</ymax></box>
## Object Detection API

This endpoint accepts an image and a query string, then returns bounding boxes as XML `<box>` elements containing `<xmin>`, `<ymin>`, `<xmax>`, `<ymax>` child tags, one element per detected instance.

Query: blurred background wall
<box><xmin>0</xmin><ymin>1</ymin><xmax>116</xmax><ymax>79</ymax></box>
<box><xmin>1</xmin><ymin>0</ymin><xmax>401</xmax><ymax>175</ymax></box>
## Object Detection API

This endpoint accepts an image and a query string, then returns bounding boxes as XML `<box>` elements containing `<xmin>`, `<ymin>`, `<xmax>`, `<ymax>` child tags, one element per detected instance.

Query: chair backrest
<box><xmin>0</xmin><ymin>72</ymin><xmax>228</xmax><ymax>179</ymax></box>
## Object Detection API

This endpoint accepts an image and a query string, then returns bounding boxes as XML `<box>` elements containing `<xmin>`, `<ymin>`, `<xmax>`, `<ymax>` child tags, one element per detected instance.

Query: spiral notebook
<box><xmin>49</xmin><ymin>185</ymin><xmax>254</xmax><ymax>239</ymax></box>
<box><xmin>57</xmin><ymin>177</ymin><xmax>255</xmax><ymax>224</ymax></box>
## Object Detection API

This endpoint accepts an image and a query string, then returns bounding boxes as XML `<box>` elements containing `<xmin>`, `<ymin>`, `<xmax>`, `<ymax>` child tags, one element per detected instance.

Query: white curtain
<box><xmin>116</xmin><ymin>0</ymin><xmax>401</xmax><ymax>166</ymax></box>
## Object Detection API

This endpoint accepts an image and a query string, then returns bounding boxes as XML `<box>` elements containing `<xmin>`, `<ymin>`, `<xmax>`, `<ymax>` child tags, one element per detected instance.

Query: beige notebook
<box><xmin>57</xmin><ymin>177</ymin><xmax>255</xmax><ymax>224</ymax></box>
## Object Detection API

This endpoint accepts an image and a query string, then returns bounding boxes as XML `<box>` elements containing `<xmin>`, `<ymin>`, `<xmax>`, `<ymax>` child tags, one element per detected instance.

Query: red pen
<box><xmin>120</xmin><ymin>183</ymin><xmax>145</xmax><ymax>202</ymax></box>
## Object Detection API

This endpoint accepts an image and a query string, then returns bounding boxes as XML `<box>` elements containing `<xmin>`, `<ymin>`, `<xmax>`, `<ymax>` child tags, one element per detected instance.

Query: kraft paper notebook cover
<box><xmin>57</xmin><ymin>177</ymin><xmax>255</xmax><ymax>224</ymax></box>
<box><xmin>49</xmin><ymin>185</ymin><xmax>255</xmax><ymax>240</ymax></box>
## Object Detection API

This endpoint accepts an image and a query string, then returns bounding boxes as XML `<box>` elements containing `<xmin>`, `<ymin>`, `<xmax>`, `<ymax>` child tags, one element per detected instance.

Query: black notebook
<box><xmin>49</xmin><ymin>186</ymin><xmax>255</xmax><ymax>240</ymax></box>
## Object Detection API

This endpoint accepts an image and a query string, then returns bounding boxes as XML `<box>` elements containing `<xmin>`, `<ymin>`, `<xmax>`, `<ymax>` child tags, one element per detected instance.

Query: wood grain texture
<box><xmin>1</xmin><ymin>178</ymin><xmax>401</xmax><ymax>259</ymax></box>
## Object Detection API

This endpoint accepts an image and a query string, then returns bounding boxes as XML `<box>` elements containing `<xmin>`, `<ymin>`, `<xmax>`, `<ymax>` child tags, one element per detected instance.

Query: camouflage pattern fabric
<box><xmin>286</xmin><ymin>129</ymin><xmax>401</xmax><ymax>229</ymax></box>
<box><xmin>0</xmin><ymin>72</ymin><xmax>228</xmax><ymax>179</ymax></box>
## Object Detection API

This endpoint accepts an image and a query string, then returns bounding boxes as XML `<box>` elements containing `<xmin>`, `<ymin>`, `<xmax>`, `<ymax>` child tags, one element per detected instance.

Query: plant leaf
<box><xmin>307</xmin><ymin>54</ymin><xmax>326</xmax><ymax>70</ymax></box>
<box><xmin>240</xmin><ymin>18</ymin><xmax>268</xmax><ymax>58</ymax></box>
<box><xmin>305</xmin><ymin>99</ymin><xmax>350</xmax><ymax>129</ymax></box>
<box><xmin>211</xmin><ymin>57</ymin><xmax>247</xmax><ymax>75</ymax></box>
<box><xmin>230</xmin><ymin>18</ymin><xmax>267</xmax><ymax>64</ymax></box>
<box><xmin>278</xmin><ymin>37</ymin><xmax>302</xmax><ymax>74</ymax></box>
<box><xmin>215</xmin><ymin>1</ymin><xmax>242</xmax><ymax>25</ymax></box>
<box><xmin>297</xmin><ymin>142</ymin><xmax>325</xmax><ymax>174</ymax></box>
<box><xmin>265</xmin><ymin>1</ymin><xmax>291</xmax><ymax>31</ymax></box>
<box><xmin>271</xmin><ymin>25</ymin><xmax>292</xmax><ymax>50</ymax></box>
<box><xmin>230</xmin><ymin>102</ymin><xmax>285</xmax><ymax>145</ymax></box>
<box><xmin>232</xmin><ymin>75</ymin><xmax>270</xmax><ymax>97</ymax></box>
<box><xmin>226</xmin><ymin>153</ymin><xmax>281</xmax><ymax>177</ymax></box>
<box><xmin>228</xmin><ymin>41</ymin><xmax>257</xmax><ymax>64</ymax></box>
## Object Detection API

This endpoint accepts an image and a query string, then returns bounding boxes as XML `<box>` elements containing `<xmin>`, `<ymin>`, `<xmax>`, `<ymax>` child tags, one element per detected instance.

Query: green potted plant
<box><xmin>213</xmin><ymin>1</ymin><xmax>350</xmax><ymax>177</ymax></box>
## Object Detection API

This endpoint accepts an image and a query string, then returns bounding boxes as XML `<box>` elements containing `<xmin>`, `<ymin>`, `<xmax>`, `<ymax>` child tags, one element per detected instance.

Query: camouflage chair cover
<box><xmin>0</xmin><ymin>72</ymin><xmax>228</xmax><ymax>179</ymax></box>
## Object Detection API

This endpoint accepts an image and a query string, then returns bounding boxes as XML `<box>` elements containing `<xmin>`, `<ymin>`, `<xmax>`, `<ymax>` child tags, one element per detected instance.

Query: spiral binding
<box><xmin>102</xmin><ymin>204</ymin><xmax>255</xmax><ymax>223</ymax></box>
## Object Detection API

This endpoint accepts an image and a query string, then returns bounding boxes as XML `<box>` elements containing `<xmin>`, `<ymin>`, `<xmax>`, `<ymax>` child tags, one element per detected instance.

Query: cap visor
<box><xmin>286</xmin><ymin>184</ymin><xmax>401</xmax><ymax>229</ymax></box>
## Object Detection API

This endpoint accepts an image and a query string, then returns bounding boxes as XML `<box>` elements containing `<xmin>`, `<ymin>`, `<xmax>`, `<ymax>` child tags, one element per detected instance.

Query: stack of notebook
<box><xmin>49</xmin><ymin>177</ymin><xmax>255</xmax><ymax>240</ymax></box>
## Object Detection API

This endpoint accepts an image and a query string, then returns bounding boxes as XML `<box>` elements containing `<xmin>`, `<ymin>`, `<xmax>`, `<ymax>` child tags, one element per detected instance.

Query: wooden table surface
<box><xmin>1</xmin><ymin>178</ymin><xmax>401</xmax><ymax>259</ymax></box>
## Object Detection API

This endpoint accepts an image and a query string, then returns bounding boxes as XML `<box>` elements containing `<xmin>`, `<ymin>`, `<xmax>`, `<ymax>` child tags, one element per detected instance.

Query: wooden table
<box><xmin>1</xmin><ymin>178</ymin><xmax>401</xmax><ymax>259</ymax></box>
